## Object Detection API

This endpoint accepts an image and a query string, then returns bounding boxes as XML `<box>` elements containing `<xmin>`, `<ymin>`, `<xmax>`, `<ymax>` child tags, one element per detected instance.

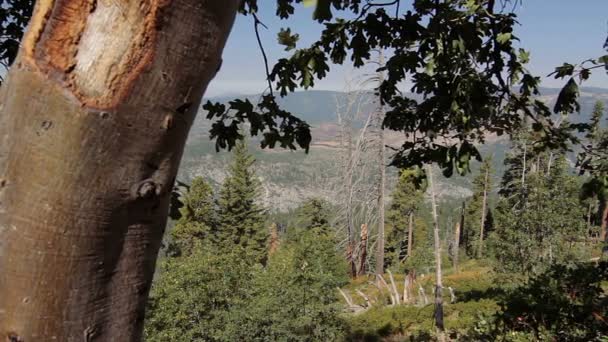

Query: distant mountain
<box><xmin>182</xmin><ymin>88</ymin><xmax>608</xmax><ymax>211</ymax></box>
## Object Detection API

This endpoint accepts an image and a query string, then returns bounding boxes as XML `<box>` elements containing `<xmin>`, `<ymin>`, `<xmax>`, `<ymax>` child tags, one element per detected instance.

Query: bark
<box><xmin>427</xmin><ymin>166</ymin><xmax>445</xmax><ymax>339</ymax></box>
<box><xmin>477</xmin><ymin>166</ymin><xmax>489</xmax><ymax>258</ymax></box>
<box><xmin>407</xmin><ymin>211</ymin><xmax>414</xmax><ymax>258</ymax></box>
<box><xmin>0</xmin><ymin>1</ymin><xmax>238</xmax><ymax>340</ymax></box>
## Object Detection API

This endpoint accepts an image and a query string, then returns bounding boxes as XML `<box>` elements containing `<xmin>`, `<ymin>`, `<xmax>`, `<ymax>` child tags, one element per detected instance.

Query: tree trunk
<box><xmin>0</xmin><ymin>1</ymin><xmax>238</xmax><ymax>340</ymax></box>
<box><xmin>453</xmin><ymin>221</ymin><xmax>461</xmax><ymax>274</ymax></box>
<box><xmin>358</xmin><ymin>223</ymin><xmax>369</xmax><ymax>275</ymax></box>
<box><xmin>601</xmin><ymin>203</ymin><xmax>608</xmax><ymax>242</ymax></box>
<box><xmin>427</xmin><ymin>166</ymin><xmax>445</xmax><ymax>340</ymax></box>
<box><xmin>478</xmin><ymin>166</ymin><xmax>489</xmax><ymax>258</ymax></box>
<box><xmin>407</xmin><ymin>211</ymin><xmax>414</xmax><ymax>258</ymax></box>
<box><xmin>375</xmin><ymin>52</ymin><xmax>386</xmax><ymax>277</ymax></box>
<box><xmin>522</xmin><ymin>142</ymin><xmax>527</xmax><ymax>188</ymax></box>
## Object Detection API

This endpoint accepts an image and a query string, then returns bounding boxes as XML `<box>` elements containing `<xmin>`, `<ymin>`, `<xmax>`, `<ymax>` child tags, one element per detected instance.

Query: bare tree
<box><xmin>332</xmin><ymin>81</ymin><xmax>376</xmax><ymax>276</ymax></box>
<box><xmin>427</xmin><ymin>165</ymin><xmax>445</xmax><ymax>341</ymax></box>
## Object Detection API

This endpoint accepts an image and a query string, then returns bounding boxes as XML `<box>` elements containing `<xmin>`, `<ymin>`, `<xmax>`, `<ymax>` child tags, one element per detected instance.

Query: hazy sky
<box><xmin>206</xmin><ymin>1</ymin><xmax>608</xmax><ymax>97</ymax></box>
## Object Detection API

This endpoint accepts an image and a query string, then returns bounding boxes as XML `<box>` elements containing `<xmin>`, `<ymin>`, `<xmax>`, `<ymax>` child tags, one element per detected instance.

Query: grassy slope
<box><xmin>340</xmin><ymin>261</ymin><xmax>502</xmax><ymax>341</ymax></box>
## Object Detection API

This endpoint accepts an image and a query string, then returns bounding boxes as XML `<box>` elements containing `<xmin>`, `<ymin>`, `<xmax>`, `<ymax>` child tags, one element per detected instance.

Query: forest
<box><xmin>0</xmin><ymin>0</ymin><xmax>606</xmax><ymax>341</ymax></box>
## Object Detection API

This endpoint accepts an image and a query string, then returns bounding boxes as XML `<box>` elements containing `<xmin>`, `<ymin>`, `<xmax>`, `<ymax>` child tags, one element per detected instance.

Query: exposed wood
<box><xmin>338</xmin><ymin>287</ymin><xmax>355</xmax><ymax>308</ymax></box>
<box><xmin>448</xmin><ymin>287</ymin><xmax>456</xmax><ymax>304</ymax></box>
<box><xmin>403</xmin><ymin>274</ymin><xmax>410</xmax><ymax>304</ymax></box>
<box><xmin>358</xmin><ymin>223</ymin><xmax>369</xmax><ymax>276</ymax></box>
<box><xmin>377</xmin><ymin>274</ymin><xmax>396</xmax><ymax>306</ymax></box>
<box><xmin>387</xmin><ymin>269</ymin><xmax>400</xmax><ymax>305</ymax></box>
<box><xmin>0</xmin><ymin>1</ymin><xmax>239</xmax><ymax>340</ymax></box>
<box><xmin>356</xmin><ymin>290</ymin><xmax>372</xmax><ymax>308</ymax></box>
<box><xmin>418</xmin><ymin>285</ymin><xmax>428</xmax><ymax>306</ymax></box>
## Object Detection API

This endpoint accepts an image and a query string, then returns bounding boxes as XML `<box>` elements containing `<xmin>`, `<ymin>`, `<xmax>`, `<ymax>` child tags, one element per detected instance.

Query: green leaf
<box><xmin>551</xmin><ymin>63</ymin><xmax>575</xmax><ymax>79</ymax></box>
<box><xmin>313</xmin><ymin>0</ymin><xmax>332</xmax><ymax>22</ymax></box>
<box><xmin>452</xmin><ymin>37</ymin><xmax>465</xmax><ymax>54</ymax></box>
<box><xmin>278</xmin><ymin>28</ymin><xmax>299</xmax><ymax>51</ymax></box>
<box><xmin>497</xmin><ymin>33</ymin><xmax>512</xmax><ymax>44</ymax></box>
<box><xmin>518</xmin><ymin>49</ymin><xmax>530</xmax><ymax>64</ymax></box>
<box><xmin>554</xmin><ymin>77</ymin><xmax>580</xmax><ymax>114</ymax></box>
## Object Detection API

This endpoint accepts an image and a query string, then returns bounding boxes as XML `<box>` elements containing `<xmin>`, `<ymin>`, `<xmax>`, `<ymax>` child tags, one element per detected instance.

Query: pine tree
<box><xmin>168</xmin><ymin>177</ymin><xmax>216</xmax><ymax>257</ymax></box>
<box><xmin>295</xmin><ymin>198</ymin><xmax>332</xmax><ymax>235</ymax></box>
<box><xmin>579</xmin><ymin>101</ymin><xmax>608</xmax><ymax>242</ymax></box>
<box><xmin>224</xmin><ymin>228</ymin><xmax>349</xmax><ymax>341</ymax></box>
<box><xmin>217</xmin><ymin>140</ymin><xmax>268</xmax><ymax>263</ymax></box>
<box><xmin>463</xmin><ymin>158</ymin><xmax>493</xmax><ymax>258</ymax></box>
<box><xmin>385</xmin><ymin>168</ymin><xmax>426</xmax><ymax>269</ymax></box>
<box><xmin>492</xmin><ymin>154</ymin><xmax>587</xmax><ymax>276</ymax></box>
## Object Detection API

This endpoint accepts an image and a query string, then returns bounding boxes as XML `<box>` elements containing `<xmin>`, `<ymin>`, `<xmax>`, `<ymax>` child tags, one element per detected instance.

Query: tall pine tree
<box><xmin>493</xmin><ymin>154</ymin><xmax>587</xmax><ymax>276</ymax></box>
<box><xmin>217</xmin><ymin>140</ymin><xmax>268</xmax><ymax>263</ymax></box>
<box><xmin>579</xmin><ymin>101</ymin><xmax>608</xmax><ymax>242</ymax></box>
<box><xmin>385</xmin><ymin>168</ymin><xmax>427</xmax><ymax>269</ymax></box>
<box><xmin>463</xmin><ymin>158</ymin><xmax>493</xmax><ymax>258</ymax></box>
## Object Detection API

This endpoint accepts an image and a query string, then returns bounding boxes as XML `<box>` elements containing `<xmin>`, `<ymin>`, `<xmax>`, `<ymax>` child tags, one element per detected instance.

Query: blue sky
<box><xmin>206</xmin><ymin>1</ymin><xmax>608</xmax><ymax>97</ymax></box>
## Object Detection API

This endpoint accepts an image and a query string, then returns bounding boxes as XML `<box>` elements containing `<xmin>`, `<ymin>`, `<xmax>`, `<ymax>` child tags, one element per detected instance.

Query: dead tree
<box><xmin>357</xmin><ymin>223</ymin><xmax>369</xmax><ymax>276</ymax></box>
<box><xmin>427</xmin><ymin>165</ymin><xmax>445</xmax><ymax>340</ymax></box>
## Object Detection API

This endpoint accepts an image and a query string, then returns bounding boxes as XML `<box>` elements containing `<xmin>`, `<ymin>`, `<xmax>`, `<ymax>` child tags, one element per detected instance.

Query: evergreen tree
<box><xmin>579</xmin><ymin>100</ymin><xmax>608</xmax><ymax>242</ymax></box>
<box><xmin>463</xmin><ymin>158</ymin><xmax>493</xmax><ymax>258</ymax></box>
<box><xmin>492</xmin><ymin>154</ymin><xmax>587</xmax><ymax>276</ymax></box>
<box><xmin>295</xmin><ymin>198</ymin><xmax>332</xmax><ymax>235</ymax></box>
<box><xmin>385</xmin><ymin>168</ymin><xmax>426</xmax><ymax>269</ymax></box>
<box><xmin>168</xmin><ymin>177</ymin><xmax>216</xmax><ymax>257</ymax></box>
<box><xmin>225</xmin><ymin>228</ymin><xmax>349</xmax><ymax>341</ymax></box>
<box><xmin>144</xmin><ymin>247</ymin><xmax>251</xmax><ymax>342</ymax></box>
<box><xmin>217</xmin><ymin>140</ymin><xmax>268</xmax><ymax>263</ymax></box>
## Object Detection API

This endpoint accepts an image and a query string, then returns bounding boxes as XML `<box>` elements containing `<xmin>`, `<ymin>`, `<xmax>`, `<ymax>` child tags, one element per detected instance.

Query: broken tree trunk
<box><xmin>387</xmin><ymin>269</ymin><xmax>400</xmax><ymax>305</ymax></box>
<box><xmin>377</xmin><ymin>274</ymin><xmax>396</xmax><ymax>306</ymax></box>
<box><xmin>358</xmin><ymin>223</ymin><xmax>369</xmax><ymax>276</ymax></box>
<box><xmin>0</xmin><ymin>1</ymin><xmax>238</xmax><ymax>340</ymax></box>
<box><xmin>356</xmin><ymin>290</ymin><xmax>372</xmax><ymax>308</ymax></box>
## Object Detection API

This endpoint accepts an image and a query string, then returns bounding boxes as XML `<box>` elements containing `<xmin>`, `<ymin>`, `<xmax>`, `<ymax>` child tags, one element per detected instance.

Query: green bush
<box><xmin>469</xmin><ymin>262</ymin><xmax>608</xmax><ymax>341</ymax></box>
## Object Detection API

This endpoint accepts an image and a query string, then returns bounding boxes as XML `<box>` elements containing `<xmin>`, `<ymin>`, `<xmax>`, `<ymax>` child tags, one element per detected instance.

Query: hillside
<box><xmin>179</xmin><ymin>88</ymin><xmax>608</xmax><ymax>211</ymax></box>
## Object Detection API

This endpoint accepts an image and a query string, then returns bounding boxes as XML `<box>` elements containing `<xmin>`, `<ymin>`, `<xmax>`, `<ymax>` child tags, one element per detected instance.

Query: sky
<box><xmin>206</xmin><ymin>0</ymin><xmax>608</xmax><ymax>97</ymax></box>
